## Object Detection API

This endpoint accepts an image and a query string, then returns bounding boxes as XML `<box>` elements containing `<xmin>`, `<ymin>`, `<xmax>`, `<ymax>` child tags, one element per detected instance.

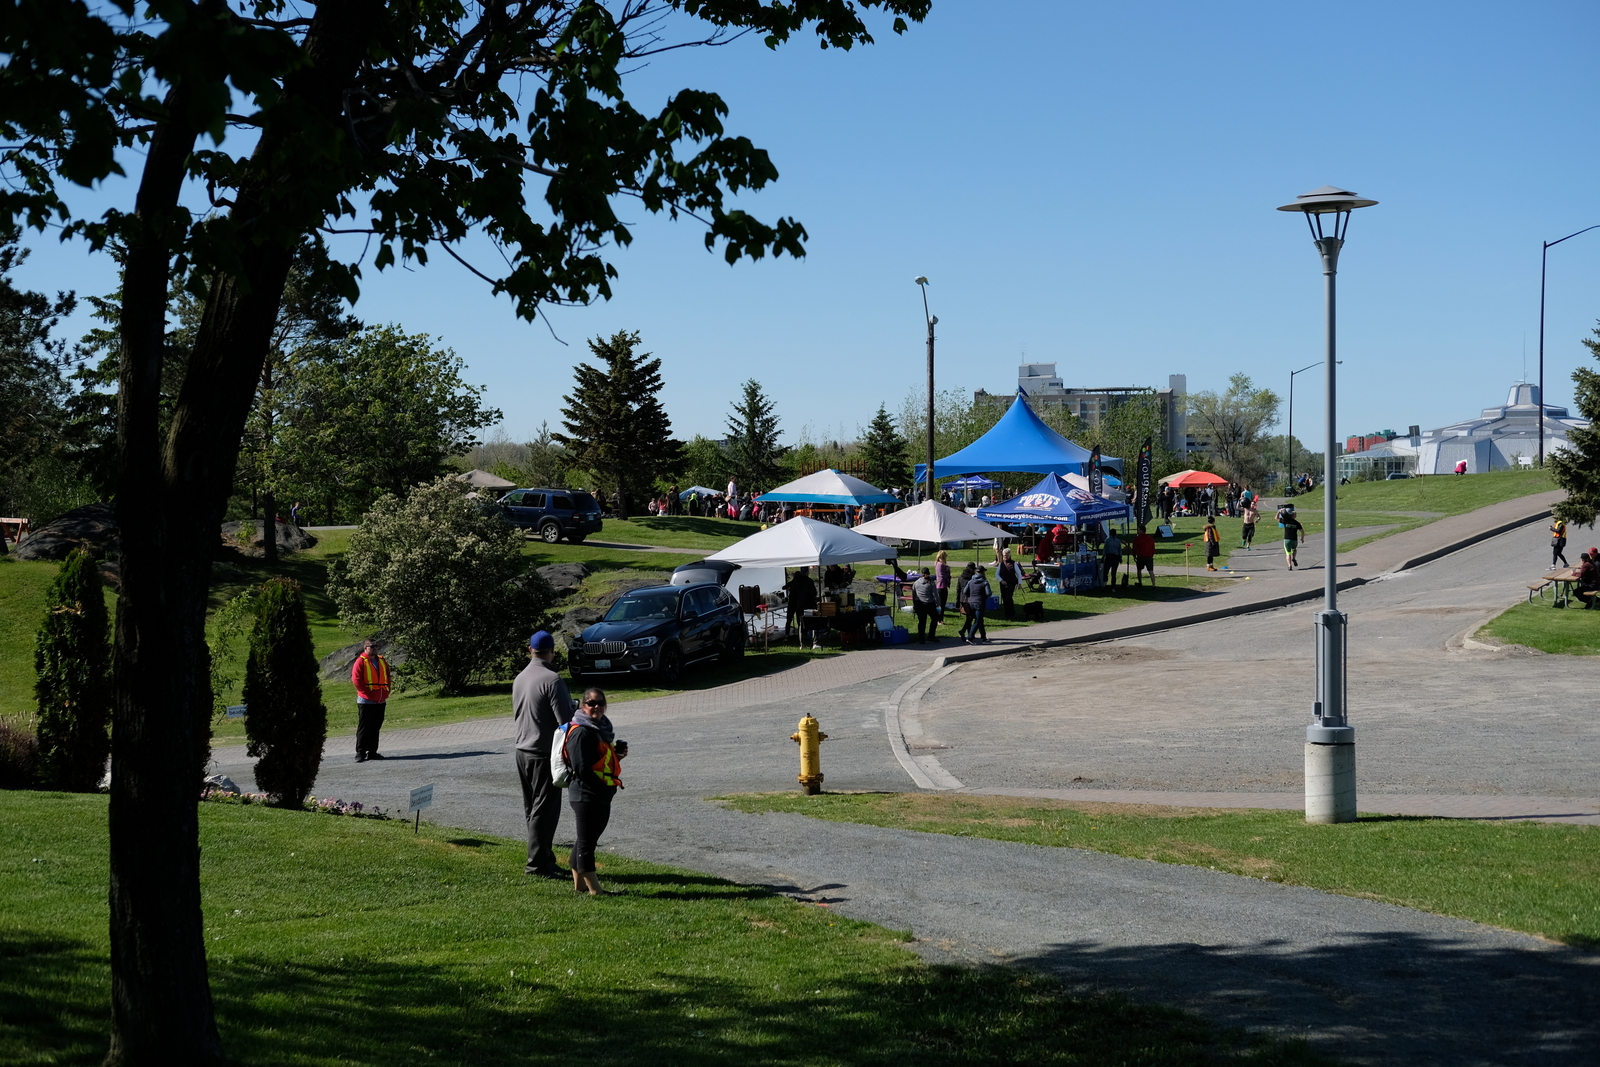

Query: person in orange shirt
<box><xmin>351</xmin><ymin>638</ymin><xmax>391</xmax><ymax>762</ymax></box>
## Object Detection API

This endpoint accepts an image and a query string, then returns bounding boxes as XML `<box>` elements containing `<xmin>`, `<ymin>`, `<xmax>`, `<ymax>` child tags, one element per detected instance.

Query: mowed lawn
<box><xmin>0</xmin><ymin>792</ymin><xmax>1329</xmax><ymax>1067</ymax></box>
<box><xmin>720</xmin><ymin>792</ymin><xmax>1600</xmax><ymax>949</ymax></box>
<box><xmin>1479</xmin><ymin>599</ymin><xmax>1600</xmax><ymax>655</ymax></box>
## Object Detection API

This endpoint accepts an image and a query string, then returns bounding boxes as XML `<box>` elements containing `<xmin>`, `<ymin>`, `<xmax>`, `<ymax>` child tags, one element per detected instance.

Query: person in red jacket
<box><xmin>1131</xmin><ymin>525</ymin><xmax>1157</xmax><ymax>587</ymax></box>
<box><xmin>351</xmin><ymin>638</ymin><xmax>391</xmax><ymax>762</ymax></box>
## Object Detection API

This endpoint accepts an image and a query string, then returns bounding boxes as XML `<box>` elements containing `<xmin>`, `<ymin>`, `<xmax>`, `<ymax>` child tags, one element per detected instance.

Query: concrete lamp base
<box><xmin>1304</xmin><ymin>739</ymin><xmax>1356</xmax><ymax>824</ymax></box>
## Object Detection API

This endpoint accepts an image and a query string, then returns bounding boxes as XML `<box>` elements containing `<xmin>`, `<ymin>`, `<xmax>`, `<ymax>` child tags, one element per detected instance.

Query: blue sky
<box><xmin>19</xmin><ymin>0</ymin><xmax>1600</xmax><ymax>454</ymax></box>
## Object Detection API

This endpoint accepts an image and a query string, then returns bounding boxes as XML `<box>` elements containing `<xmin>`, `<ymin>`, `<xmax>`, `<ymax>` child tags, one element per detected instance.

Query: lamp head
<box><xmin>1276</xmin><ymin>185</ymin><xmax>1378</xmax><ymax>214</ymax></box>
<box><xmin>1278</xmin><ymin>185</ymin><xmax>1376</xmax><ymax>245</ymax></box>
<box><xmin>914</xmin><ymin>275</ymin><xmax>929</xmax><ymax>285</ymax></box>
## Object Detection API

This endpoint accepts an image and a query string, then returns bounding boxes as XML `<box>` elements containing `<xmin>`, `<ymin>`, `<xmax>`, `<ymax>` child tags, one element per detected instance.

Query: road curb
<box><xmin>1380</xmin><ymin>508</ymin><xmax>1552</xmax><ymax>573</ymax></box>
<box><xmin>884</xmin><ymin>658</ymin><xmax>963</xmax><ymax>790</ymax></box>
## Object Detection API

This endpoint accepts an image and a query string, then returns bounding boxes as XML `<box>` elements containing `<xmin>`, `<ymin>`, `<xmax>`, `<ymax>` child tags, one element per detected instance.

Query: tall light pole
<box><xmin>1287</xmin><ymin>361</ymin><xmax>1322</xmax><ymax>494</ymax></box>
<box><xmin>916</xmin><ymin>277</ymin><xmax>937</xmax><ymax>504</ymax></box>
<box><xmin>1277</xmin><ymin>185</ymin><xmax>1377</xmax><ymax>825</ymax></box>
<box><xmin>1538</xmin><ymin>226</ymin><xmax>1600</xmax><ymax>467</ymax></box>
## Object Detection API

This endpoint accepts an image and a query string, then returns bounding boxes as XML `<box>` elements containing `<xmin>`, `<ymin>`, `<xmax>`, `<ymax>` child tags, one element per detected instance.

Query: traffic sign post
<box><xmin>408</xmin><ymin>783</ymin><xmax>434</xmax><ymax>834</ymax></box>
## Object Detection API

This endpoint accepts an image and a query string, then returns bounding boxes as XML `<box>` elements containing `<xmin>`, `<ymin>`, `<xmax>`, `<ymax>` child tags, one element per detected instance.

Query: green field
<box><xmin>1478</xmin><ymin>598</ymin><xmax>1600</xmax><ymax>655</ymax></box>
<box><xmin>1290</xmin><ymin>468</ymin><xmax>1554</xmax><ymax>518</ymax></box>
<box><xmin>1</xmin><ymin>792</ymin><xmax>1327</xmax><ymax>1066</ymax></box>
<box><xmin>720</xmin><ymin>792</ymin><xmax>1600</xmax><ymax>948</ymax></box>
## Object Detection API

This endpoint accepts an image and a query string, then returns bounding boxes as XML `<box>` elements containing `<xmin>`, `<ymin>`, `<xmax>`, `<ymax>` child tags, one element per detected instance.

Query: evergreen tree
<box><xmin>242</xmin><ymin>578</ymin><xmax>328</xmax><ymax>809</ymax></box>
<box><xmin>859</xmin><ymin>404</ymin><xmax>912</xmax><ymax>488</ymax></box>
<box><xmin>555</xmin><ymin>330</ymin><xmax>679</xmax><ymax>518</ymax></box>
<box><xmin>724</xmin><ymin>380</ymin><xmax>785</xmax><ymax>489</ymax></box>
<box><xmin>1551</xmin><ymin>324</ymin><xmax>1600</xmax><ymax>525</ymax></box>
<box><xmin>34</xmin><ymin>548</ymin><xmax>112</xmax><ymax>791</ymax></box>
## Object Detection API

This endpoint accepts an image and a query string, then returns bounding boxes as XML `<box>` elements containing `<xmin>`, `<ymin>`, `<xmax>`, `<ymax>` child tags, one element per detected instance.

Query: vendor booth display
<box><xmin>914</xmin><ymin>391</ymin><xmax>1122</xmax><ymax>482</ymax></box>
<box><xmin>705</xmin><ymin>517</ymin><xmax>901</xmax><ymax>648</ymax></box>
<box><xmin>977</xmin><ymin>473</ymin><xmax>1131</xmax><ymax>594</ymax></box>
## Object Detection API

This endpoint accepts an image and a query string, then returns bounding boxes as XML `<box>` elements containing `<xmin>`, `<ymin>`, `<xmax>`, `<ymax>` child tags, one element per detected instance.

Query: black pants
<box><xmin>516</xmin><ymin>750</ymin><xmax>564</xmax><ymax>873</ymax></box>
<box><xmin>913</xmin><ymin>600</ymin><xmax>938</xmax><ymax>640</ymax></box>
<box><xmin>355</xmin><ymin>703</ymin><xmax>385</xmax><ymax>757</ymax></box>
<box><xmin>1000</xmin><ymin>583</ymin><xmax>1016</xmax><ymax>619</ymax></box>
<box><xmin>569</xmin><ymin>797</ymin><xmax>613</xmax><ymax>873</ymax></box>
<box><xmin>1103</xmin><ymin>554</ymin><xmax>1121</xmax><ymax>584</ymax></box>
<box><xmin>1554</xmin><ymin>539</ymin><xmax>1568</xmax><ymax>567</ymax></box>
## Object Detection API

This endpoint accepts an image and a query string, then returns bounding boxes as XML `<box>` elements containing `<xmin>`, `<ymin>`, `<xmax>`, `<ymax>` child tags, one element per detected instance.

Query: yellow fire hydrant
<box><xmin>790</xmin><ymin>715</ymin><xmax>828</xmax><ymax>795</ymax></box>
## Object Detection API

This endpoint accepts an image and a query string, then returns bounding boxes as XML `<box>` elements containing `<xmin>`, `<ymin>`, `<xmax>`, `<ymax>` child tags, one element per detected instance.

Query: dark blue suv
<box><xmin>567</xmin><ymin>583</ymin><xmax>744</xmax><ymax>684</ymax></box>
<box><xmin>496</xmin><ymin>488</ymin><xmax>604</xmax><ymax>544</ymax></box>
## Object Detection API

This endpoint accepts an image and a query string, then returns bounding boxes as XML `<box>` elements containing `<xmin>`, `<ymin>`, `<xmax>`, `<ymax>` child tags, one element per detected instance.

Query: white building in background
<box><xmin>1338</xmin><ymin>383</ymin><xmax>1587</xmax><ymax>478</ymax></box>
<box><xmin>975</xmin><ymin>365</ymin><xmax>1191</xmax><ymax>454</ymax></box>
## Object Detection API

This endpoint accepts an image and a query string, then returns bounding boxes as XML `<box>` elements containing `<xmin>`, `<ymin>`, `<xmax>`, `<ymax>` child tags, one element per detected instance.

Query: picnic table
<box><xmin>1537</xmin><ymin>568</ymin><xmax>1582</xmax><ymax>607</ymax></box>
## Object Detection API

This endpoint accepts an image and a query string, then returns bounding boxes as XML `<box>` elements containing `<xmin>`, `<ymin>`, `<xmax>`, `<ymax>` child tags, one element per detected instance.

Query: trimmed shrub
<box><xmin>33</xmin><ymin>547</ymin><xmax>112</xmax><ymax>791</ymax></box>
<box><xmin>242</xmin><ymin>578</ymin><xmax>327</xmax><ymax>809</ymax></box>
<box><xmin>327</xmin><ymin>476</ymin><xmax>555</xmax><ymax>695</ymax></box>
<box><xmin>0</xmin><ymin>720</ymin><xmax>40</xmax><ymax>790</ymax></box>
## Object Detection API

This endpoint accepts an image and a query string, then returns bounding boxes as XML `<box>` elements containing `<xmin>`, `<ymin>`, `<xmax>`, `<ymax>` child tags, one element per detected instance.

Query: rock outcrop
<box><xmin>13</xmin><ymin>502</ymin><xmax>118</xmax><ymax>561</ymax></box>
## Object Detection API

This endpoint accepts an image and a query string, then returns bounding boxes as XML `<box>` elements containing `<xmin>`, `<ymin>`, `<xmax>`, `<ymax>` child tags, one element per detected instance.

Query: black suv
<box><xmin>567</xmin><ymin>583</ymin><xmax>744</xmax><ymax>684</ymax></box>
<box><xmin>497</xmin><ymin>488</ymin><xmax>604</xmax><ymax>544</ymax></box>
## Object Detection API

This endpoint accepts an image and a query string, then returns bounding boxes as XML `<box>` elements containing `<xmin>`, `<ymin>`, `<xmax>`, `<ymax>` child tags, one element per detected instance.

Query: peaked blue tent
<box><xmin>913</xmin><ymin>391</ymin><xmax>1121</xmax><ymax>482</ymax></box>
<box><xmin>975</xmin><ymin>473</ymin><xmax>1130</xmax><ymax>527</ymax></box>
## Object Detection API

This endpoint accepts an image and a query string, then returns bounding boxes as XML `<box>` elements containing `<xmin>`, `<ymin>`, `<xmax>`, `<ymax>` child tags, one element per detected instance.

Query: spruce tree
<box><xmin>1550</xmin><ymin>324</ymin><xmax>1600</xmax><ymax>525</ymax></box>
<box><xmin>242</xmin><ymin>578</ymin><xmax>327</xmax><ymax>809</ymax></box>
<box><xmin>33</xmin><ymin>547</ymin><xmax>113</xmax><ymax>791</ymax></box>
<box><xmin>859</xmin><ymin>404</ymin><xmax>912</xmax><ymax>489</ymax></box>
<box><xmin>555</xmin><ymin>330</ymin><xmax>680</xmax><ymax>517</ymax></box>
<box><xmin>724</xmin><ymin>379</ymin><xmax>785</xmax><ymax>489</ymax></box>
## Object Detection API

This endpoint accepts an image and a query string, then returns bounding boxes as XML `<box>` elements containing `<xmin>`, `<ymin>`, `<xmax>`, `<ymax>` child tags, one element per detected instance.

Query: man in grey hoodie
<box><xmin>513</xmin><ymin>630</ymin><xmax>573</xmax><ymax>878</ymax></box>
<box><xmin>911</xmin><ymin>569</ymin><xmax>940</xmax><ymax>643</ymax></box>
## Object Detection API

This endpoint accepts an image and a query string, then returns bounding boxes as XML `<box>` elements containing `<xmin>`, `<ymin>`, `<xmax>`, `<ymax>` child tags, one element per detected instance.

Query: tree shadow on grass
<box><xmin>1</xmin><ymin>931</ymin><xmax>1335</xmax><ymax>1066</ymax></box>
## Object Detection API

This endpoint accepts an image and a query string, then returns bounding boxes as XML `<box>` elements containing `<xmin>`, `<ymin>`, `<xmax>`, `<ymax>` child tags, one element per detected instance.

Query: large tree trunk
<box><xmin>105</xmin><ymin>3</ymin><xmax>378</xmax><ymax>1062</ymax></box>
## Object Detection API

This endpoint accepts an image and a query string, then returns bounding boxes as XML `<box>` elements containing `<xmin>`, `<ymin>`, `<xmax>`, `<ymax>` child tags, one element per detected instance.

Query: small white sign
<box><xmin>408</xmin><ymin>783</ymin><xmax>435</xmax><ymax>813</ymax></box>
<box><xmin>225</xmin><ymin>705</ymin><xmax>247</xmax><ymax>719</ymax></box>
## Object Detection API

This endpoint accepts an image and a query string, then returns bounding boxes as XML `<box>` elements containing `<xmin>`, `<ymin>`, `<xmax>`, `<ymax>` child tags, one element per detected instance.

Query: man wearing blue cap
<box><xmin>513</xmin><ymin>630</ymin><xmax>574</xmax><ymax>878</ymax></box>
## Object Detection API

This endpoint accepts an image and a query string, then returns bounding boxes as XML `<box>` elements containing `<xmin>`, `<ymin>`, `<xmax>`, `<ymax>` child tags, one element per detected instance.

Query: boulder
<box><xmin>557</xmin><ymin>605</ymin><xmax>605</xmax><ymax>636</ymax></box>
<box><xmin>218</xmin><ymin>520</ymin><xmax>318</xmax><ymax>557</ymax></box>
<box><xmin>203</xmin><ymin>774</ymin><xmax>241</xmax><ymax>795</ymax></box>
<box><xmin>536</xmin><ymin>561</ymin><xmax>591</xmax><ymax>599</ymax></box>
<box><xmin>13</xmin><ymin>502</ymin><xmax>119</xmax><ymax>561</ymax></box>
<box><xmin>319</xmin><ymin>634</ymin><xmax>409</xmax><ymax>681</ymax></box>
<box><xmin>97</xmin><ymin>561</ymin><xmax>121</xmax><ymax>593</ymax></box>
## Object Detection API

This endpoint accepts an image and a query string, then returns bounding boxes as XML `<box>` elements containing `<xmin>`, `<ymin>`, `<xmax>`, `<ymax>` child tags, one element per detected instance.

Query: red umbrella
<box><xmin>1160</xmin><ymin>469</ymin><xmax>1229</xmax><ymax>488</ymax></box>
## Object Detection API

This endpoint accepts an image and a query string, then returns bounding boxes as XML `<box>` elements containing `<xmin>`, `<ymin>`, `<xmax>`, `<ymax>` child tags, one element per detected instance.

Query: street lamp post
<box><xmin>1287</xmin><ymin>361</ymin><xmax>1322</xmax><ymax>495</ymax></box>
<box><xmin>916</xmin><ymin>277</ymin><xmax>938</xmax><ymax>504</ymax></box>
<box><xmin>1538</xmin><ymin>226</ymin><xmax>1600</xmax><ymax>467</ymax></box>
<box><xmin>1277</xmin><ymin>185</ymin><xmax>1377</xmax><ymax>825</ymax></box>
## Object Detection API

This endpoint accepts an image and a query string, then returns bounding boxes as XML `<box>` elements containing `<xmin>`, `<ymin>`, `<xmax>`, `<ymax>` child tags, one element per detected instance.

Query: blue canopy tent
<box><xmin>944</xmin><ymin>475</ymin><xmax>999</xmax><ymax>490</ymax></box>
<box><xmin>975</xmin><ymin>473</ymin><xmax>1131</xmax><ymax>527</ymax></box>
<box><xmin>913</xmin><ymin>391</ymin><xmax>1121</xmax><ymax>483</ymax></box>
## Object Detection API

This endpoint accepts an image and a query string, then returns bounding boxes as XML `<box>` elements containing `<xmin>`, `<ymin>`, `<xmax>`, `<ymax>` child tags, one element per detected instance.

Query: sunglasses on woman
<box><xmin>583</xmin><ymin>700</ymin><xmax>606</xmax><ymax>708</ymax></box>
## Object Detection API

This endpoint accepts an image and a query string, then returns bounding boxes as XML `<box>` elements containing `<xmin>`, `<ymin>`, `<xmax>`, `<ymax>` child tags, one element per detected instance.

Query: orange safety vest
<box><xmin>565</xmin><ymin>726</ymin><xmax>623</xmax><ymax>789</ymax></box>
<box><xmin>1203</xmin><ymin>525</ymin><xmax>1219</xmax><ymax>544</ymax></box>
<box><xmin>354</xmin><ymin>653</ymin><xmax>390</xmax><ymax>697</ymax></box>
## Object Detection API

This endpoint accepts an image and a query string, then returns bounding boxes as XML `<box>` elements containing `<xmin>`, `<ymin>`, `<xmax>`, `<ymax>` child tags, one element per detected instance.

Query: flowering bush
<box><xmin>201</xmin><ymin>786</ymin><xmax>391</xmax><ymax>820</ymax></box>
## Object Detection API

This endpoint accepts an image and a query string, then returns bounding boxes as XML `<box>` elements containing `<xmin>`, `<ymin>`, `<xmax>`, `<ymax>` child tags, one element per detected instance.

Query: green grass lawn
<box><xmin>1</xmin><ymin>792</ymin><xmax>1328</xmax><ymax>1066</ymax></box>
<box><xmin>718</xmin><ymin>793</ymin><xmax>1600</xmax><ymax>949</ymax></box>
<box><xmin>1290</xmin><ymin>468</ymin><xmax>1554</xmax><ymax>518</ymax></box>
<box><xmin>1478</xmin><ymin>599</ymin><xmax>1600</xmax><ymax>655</ymax></box>
<box><xmin>598</xmin><ymin>515</ymin><xmax>752</xmax><ymax>549</ymax></box>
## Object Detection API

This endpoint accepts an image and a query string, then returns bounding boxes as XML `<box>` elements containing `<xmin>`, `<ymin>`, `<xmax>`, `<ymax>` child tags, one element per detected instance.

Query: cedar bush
<box><xmin>242</xmin><ymin>578</ymin><xmax>327</xmax><ymax>809</ymax></box>
<box><xmin>327</xmin><ymin>476</ymin><xmax>555</xmax><ymax>694</ymax></box>
<box><xmin>33</xmin><ymin>548</ymin><xmax>112</xmax><ymax>791</ymax></box>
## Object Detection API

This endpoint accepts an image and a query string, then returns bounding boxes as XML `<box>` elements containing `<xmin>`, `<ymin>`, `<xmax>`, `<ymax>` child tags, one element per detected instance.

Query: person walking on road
<box><xmin>513</xmin><ymin>630</ymin><xmax>574</xmax><ymax>879</ymax></box>
<box><xmin>1203</xmin><ymin>516</ymin><xmax>1220</xmax><ymax>571</ymax></box>
<box><xmin>352</xmin><ymin>638</ymin><xmax>391</xmax><ymax>763</ymax></box>
<box><xmin>1132</xmin><ymin>525</ymin><xmax>1156</xmax><ymax>587</ymax></box>
<box><xmin>963</xmin><ymin>565</ymin><xmax>992</xmax><ymax>643</ymax></box>
<box><xmin>1279</xmin><ymin>504</ymin><xmax>1304</xmax><ymax>570</ymax></box>
<box><xmin>1551</xmin><ymin>517</ymin><xmax>1570</xmax><ymax>568</ymax></box>
<box><xmin>1241</xmin><ymin>500</ymin><xmax>1259</xmax><ymax>550</ymax></box>
<box><xmin>911</xmin><ymin>569</ymin><xmax>940</xmax><ymax>642</ymax></box>
<box><xmin>566</xmin><ymin>687</ymin><xmax>627</xmax><ymax>895</ymax></box>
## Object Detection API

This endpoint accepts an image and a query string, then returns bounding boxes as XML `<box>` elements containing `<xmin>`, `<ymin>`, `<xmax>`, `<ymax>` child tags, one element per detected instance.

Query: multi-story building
<box><xmin>974</xmin><ymin>365</ymin><xmax>1191</xmax><ymax>455</ymax></box>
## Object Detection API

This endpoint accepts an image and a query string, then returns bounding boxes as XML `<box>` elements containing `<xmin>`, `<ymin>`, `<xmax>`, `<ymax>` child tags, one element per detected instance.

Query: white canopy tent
<box><xmin>705</xmin><ymin>516</ymin><xmax>898</xmax><ymax>569</ymax></box>
<box><xmin>455</xmin><ymin>469</ymin><xmax>515</xmax><ymax>490</ymax></box>
<box><xmin>850</xmin><ymin>499</ymin><xmax>1011</xmax><ymax>545</ymax></box>
<box><xmin>755</xmin><ymin>468</ymin><xmax>897</xmax><ymax>505</ymax></box>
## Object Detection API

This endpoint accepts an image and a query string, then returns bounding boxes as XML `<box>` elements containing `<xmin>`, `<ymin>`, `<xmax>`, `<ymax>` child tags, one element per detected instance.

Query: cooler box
<box><xmin>885</xmin><ymin>626</ymin><xmax>910</xmax><ymax>644</ymax></box>
<box><xmin>986</xmin><ymin>595</ymin><xmax>1000</xmax><ymax>610</ymax></box>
